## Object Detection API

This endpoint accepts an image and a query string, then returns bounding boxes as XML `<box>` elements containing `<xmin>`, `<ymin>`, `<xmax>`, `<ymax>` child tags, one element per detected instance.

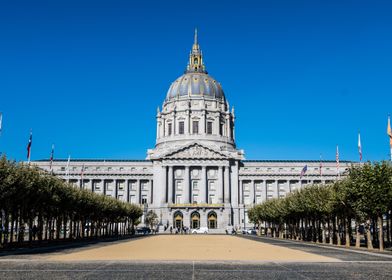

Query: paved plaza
<box><xmin>1</xmin><ymin>235</ymin><xmax>392</xmax><ymax>279</ymax></box>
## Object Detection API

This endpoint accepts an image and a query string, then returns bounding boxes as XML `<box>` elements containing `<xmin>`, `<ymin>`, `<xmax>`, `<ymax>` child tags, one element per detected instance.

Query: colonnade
<box><xmin>238</xmin><ymin>178</ymin><xmax>335</xmax><ymax>206</ymax></box>
<box><xmin>73</xmin><ymin>178</ymin><xmax>153</xmax><ymax>204</ymax></box>
<box><xmin>163</xmin><ymin>165</ymin><xmax>231</xmax><ymax>204</ymax></box>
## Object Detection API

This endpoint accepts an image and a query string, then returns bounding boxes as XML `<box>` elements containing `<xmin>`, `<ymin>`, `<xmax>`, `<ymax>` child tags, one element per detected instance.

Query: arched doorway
<box><xmin>190</xmin><ymin>211</ymin><xmax>200</xmax><ymax>229</ymax></box>
<box><xmin>173</xmin><ymin>211</ymin><xmax>183</xmax><ymax>229</ymax></box>
<box><xmin>208</xmin><ymin>211</ymin><xmax>217</xmax><ymax>229</ymax></box>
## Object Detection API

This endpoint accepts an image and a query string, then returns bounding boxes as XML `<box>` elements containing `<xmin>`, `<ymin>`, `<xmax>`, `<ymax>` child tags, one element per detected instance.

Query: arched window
<box><xmin>190</xmin><ymin>211</ymin><xmax>200</xmax><ymax>229</ymax></box>
<box><xmin>207</xmin><ymin>211</ymin><xmax>217</xmax><ymax>229</ymax></box>
<box><xmin>173</xmin><ymin>211</ymin><xmax>183</xmax><ymax>229</ymax></box>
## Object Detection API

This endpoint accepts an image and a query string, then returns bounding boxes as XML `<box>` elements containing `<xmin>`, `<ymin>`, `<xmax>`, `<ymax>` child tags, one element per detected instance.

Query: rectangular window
<box><xmin>118</xmin><ymin>181</ymin><xmax>124</xmax><ymax>190</ymax></box>
<box><xmin>130</xmin><ymin>195</ymin><xmax>136</xmax><ymax>204</ymax></box>
<box><xmin>192</xmin><ymin>194</ymin><xmax>198</xmax><ymax>204</ymax></box>
<box><xmin>192</xmin><ymin>120</ymin><xmax>199</xmax><ymax>134</ymax></box>
<box><xmin>209</xmin><ymin>180</ymin><xmax>215</xmax><ymax>191</ymax></box>
<box><xmin>179</xmin><ymin>121</ymin><xmax>184</xmax><ymax>134</ymax></box>
<box><xmin>141</xmin><ymin>195</ymin><xmax>148</xmax><ymax>204</ymax></box>
<box><xmin>207</xmin><ymin>121</ymin><xmax>213</xmax><ymax>134</ymax></box>
<box><xmin>168</xmin><ymin>123</ymin><xmax>172</xmax><ymax>136</ymax></box>
<box><xmin>130</xmin><ymin>181</ymin><xmax>136</xmax><ymax>190</ymax></box>
<box><xmin>118</xmin><ymin>194</ymin><xmax>123</xmax><ymax>201</ymax></box>
<box><xmin>192</xmin><ymin>180</ymin><xmax>198</xmax><ymax>190</ymax></box>
<box><xmin>176</xmin><ymin>180</ymin><xmax>183</xmax><ymax>191</ymax></box>
<box><xmin>209</xmin><ymin>195</ymin><xmax>215</xmax><ymax>204</ymax></box>
<box><xmin>176</xmin><ymin>195</ymin><xmax>182</xmax><ymax>204</ymax></box>
<box><xmin>141</xmin><ymin>182</ymin><xmax>148</xmax><ymax>190</ymax></box>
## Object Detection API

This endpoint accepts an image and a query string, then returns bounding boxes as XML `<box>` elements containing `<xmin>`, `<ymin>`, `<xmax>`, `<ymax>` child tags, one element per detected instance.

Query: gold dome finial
<box><xmin>187</xmin><ymin>28</ymin><xmax>207</xmax><ymax>73</ymax></box>
<box><xmin>194</xmin><ymin>28</ymin><xmax>198</xmax><ymax>45</ymax></box>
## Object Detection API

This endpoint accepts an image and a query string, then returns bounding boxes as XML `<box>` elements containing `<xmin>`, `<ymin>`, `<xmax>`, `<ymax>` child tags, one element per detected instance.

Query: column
<box><xmin>264</xmin><ymin>180</ymin><xmax>268</xmax><ymax>201</ymax></box>
<box><xmin>200</xmin><ymin>166</ymin><xmax>207</xmax><ymax>203</ymax></box>
<box><xmin>184</xmin><ymin>166</ymin><xmax>190</xmax><ymax>203</ymax></box>
<box><xmin>218</xmin><ymin>166</ymin><xmax>223</xmax><ymax>203</ymax></box>
<box><xmin>156</xmin><ymin>117</ymin><xmax>160</xmax><ymax>140</ymax></box>
<box><xmin>149</xmin><ymin>179</ymin><xmax>152</xmax><ymax>204</ymax></box>
<box><xmin>136</xmin><ymin>179</ymin><xmax>141</xmax><ymax>204</ymax></box>
<box><xmin>201</xmin><ymin>111</ymin><xmax>206</xmax><ymax>134</ymax></box>
<box><xmin>126</xmin><ymin>180</ymin><xmax>130</xmax><ymax>202</ymax></box>
<box><xmin>114</xmin><ymin>179</ymin><xmax>118</xmax><ymax>199</ymax></box>
<box><xmin>239</xmin><ymin>179</ymin><xmax>243</xmax><ymax>204</ymax></box>
<box><xmin>168</xmin><ymin>166</ymin><xmax>173</xmax><ymax>204</ymax></box>
<box><xmin>226</xmin><ymin>115</ymin><xmax>231</xmax><ymax>140</ymax></box>
<box><xmin>224</xmin><ymin>165</ymin><xmax>230</xmax><ymax>203</ymax></box>
<box><xmin>173</xmin><ymin>112</ymin><xmax>176</xmax><ymax>135</ymax></box>
<box><xmin>249</xmin><ymin>180</ymin><xmax>255</xmax><ymax>205</ymax></box>
<box><xmin>185</xmin><ymin>109</ymin><xmax>190</xmax><ymax>134</ymax></box>
<box><xmin>161</xmin><ymin>166</ymin><xmax>166</xmax><ymax>203</ymax></box>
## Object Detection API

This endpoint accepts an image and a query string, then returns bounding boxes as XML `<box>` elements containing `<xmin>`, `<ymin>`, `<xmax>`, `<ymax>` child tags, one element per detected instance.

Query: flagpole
<box><xmin>387</xmin><ymin>115</ymin><xmax>392</xmax><ymax>162</ymax></box>
<box><xmin>319</xmin><ymin>153</ymin><xmax>323</xmax><ymax>184</ymax></box>
<box><xmin>66</xmin><ymin>155</ymin><xmax>71</xmax><ymax>183</ymax></box>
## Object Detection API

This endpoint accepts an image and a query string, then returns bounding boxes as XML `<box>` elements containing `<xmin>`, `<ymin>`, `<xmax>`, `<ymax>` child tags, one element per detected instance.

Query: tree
<box><xmin>144</xmin><ymin>210</ymin><xmax>158</xmax><ymax>231</ymax></box>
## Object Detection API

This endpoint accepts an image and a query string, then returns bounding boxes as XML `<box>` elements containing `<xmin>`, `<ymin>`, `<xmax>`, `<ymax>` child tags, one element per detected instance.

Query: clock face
<box><xmin>192</xmin><ymin>169</ymin><xmax>199</xmax><ymax>177</ymax></box>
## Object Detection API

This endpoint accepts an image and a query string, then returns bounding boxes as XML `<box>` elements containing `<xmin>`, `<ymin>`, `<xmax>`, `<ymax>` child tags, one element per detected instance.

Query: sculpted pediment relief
<box><xmin>164</xmin><ymin>144</ymin><xmax>226</xmax><ymax>159</ymax></box>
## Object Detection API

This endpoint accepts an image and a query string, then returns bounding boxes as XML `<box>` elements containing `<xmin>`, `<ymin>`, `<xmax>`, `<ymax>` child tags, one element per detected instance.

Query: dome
<box><xmin>166</xmin><ymin>72</ymin><xmax>225</xmax><ymax>101</ymax></box>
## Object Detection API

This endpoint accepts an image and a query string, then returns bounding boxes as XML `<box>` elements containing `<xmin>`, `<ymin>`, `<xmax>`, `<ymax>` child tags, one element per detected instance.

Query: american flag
<box><xmin>388</xmin><ymin>115</ymin><xmax>392</xmax><ymax>146</ymax></box>
<box><xmin>300</xmin><ymin>165</ymin><xmax>307</xmax><ymax>179</ymax></box>
<box><xmin>65</xmin><ymin>155</ymin><xmax>71</xmax><ymax>182</ymax></box>
<box><xmin>80</xmin><ymin>163</ymin><xmax>85</xmax><ymax>188</ymax></box>
<box><xmin>49</xmin><ymin>144</ymin><xmax>55</xmax><ymax>171</ymax></box>
<box><xmin>0</xmin><ymin>112</ymin><xmax>3</xmax><ymax>135</ymax></box>
<box><xmin>336</xmin><ymin>145</ymin><xmax>340</xmax><ymax>177</ymax></box>
<box><xmin>26</xmin><ymin>131</ymin><xmax>32</xmax><ymax>162</ymax></box>
<box><xmin>358</xmin><ymin>132</ymin><xmax>362</xmax><ymax>162</ymax></box>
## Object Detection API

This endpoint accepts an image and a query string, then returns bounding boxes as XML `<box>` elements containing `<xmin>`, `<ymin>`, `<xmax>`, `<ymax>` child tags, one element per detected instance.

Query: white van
<box><xmin>191</xmin><ymin>227</ymin><xmax>209</xmax><ymax>234</ymax></box>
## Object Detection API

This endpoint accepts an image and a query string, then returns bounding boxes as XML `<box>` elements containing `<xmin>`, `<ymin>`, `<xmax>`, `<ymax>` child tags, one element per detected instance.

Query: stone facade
<box><xmin>33</xmin><ymin>31</ymin><xmax>351</xmax><ymax>232</ymax></box>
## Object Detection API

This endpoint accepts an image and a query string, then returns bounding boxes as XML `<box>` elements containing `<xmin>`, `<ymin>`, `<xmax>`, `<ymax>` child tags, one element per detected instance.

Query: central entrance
<box><xmin>173</xmin><ymin>211</ymin><xmax>183</xmax><ymax>229</ymax></box>
<box><xmin>191</xmin><ymin>211</ymin><xmax>200</xmax><ymax>229</ymax></box>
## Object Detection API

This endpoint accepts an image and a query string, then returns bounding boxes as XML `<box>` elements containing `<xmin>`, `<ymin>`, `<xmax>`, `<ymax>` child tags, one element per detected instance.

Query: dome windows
<box><xmin>192</xmin><ymin>120</ymin><xmax>199</xmax><ymax>134</ymax></box>
<box><xmin>178</xmin><ymin>121</ymin><xmax>185</xmax><ymax>135</ymax></box>
<box><xmin>207</xmin><ymin>121</ymin><xmax>213</xmax><ymax>135</ymax></box>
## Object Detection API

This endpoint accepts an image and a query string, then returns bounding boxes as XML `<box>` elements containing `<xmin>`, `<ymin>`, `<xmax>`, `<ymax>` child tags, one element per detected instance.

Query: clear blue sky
<box><xmin>1</xmin><ymin>0</ymin><xmax>391</xmax><ymax>162</ymax></box>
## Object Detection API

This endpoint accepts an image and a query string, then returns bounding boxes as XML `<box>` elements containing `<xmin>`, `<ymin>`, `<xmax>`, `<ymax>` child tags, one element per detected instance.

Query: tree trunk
<box><xmin>378</xmin><ymin>215</ymin><xmax>384</xmax><ymax>251</ymax></box>
<box><xmin>345</xmin><ymin>217</ymin><xmax>350</xmax><ymax>248</ymax></box>
<box><xmin>366</xmin><ymin>219</ymin><xmax>373</xmax><ymax>250</ymax></box>
<box><xmin>336</xmin><ymin>216</ymin><xmax>341</xmax><ymax>246</ymax></box>
<box><xmin>355</xmin><ymin>220</ymin><xmax>361</xmax><ymax>248</ymax></box>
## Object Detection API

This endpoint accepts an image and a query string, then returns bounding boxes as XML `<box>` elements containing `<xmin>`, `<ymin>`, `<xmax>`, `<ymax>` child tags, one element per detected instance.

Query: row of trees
<box><xmin>248</xmin><ymin>161</ymin><xmax>392</xmax><ymax>251</ymax></box>
<box><xmin>0</xmin><ymin>157</ymin><xmax>143</xmax><ymax>248</ymax></box>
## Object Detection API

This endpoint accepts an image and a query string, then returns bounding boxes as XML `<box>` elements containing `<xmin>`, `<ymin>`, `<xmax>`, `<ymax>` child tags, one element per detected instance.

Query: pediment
<box><xmin>163</xmin><ymin>143</ymin><xmax>227</xmax><ymax>160</ymax></box>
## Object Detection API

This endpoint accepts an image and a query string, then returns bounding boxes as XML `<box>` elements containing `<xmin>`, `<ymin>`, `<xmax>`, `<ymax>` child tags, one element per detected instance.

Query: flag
<box><xmin>65</xmin><ymin>155</ymin><xmax>71</xmax><ymax>182</ymax></box>
<box><xmin>388</xmin><ymin>115</ymin><xmax>392</xmax><ymax>148</ymax></box>
<box><xmin>80</xmin><ymin>163</ymin><xmax>85</xmax><ymax>187</ymax></box>
<box><xmin>49</xmin><ymin>144</ymin><xmax>55</xmax><ymax>171</ymax></box>
<box><xmin>336</xmin><ymin>145</ymin><xmax>340</xmax><ymax>177</ymax></box>
<box><xmin>300</xmin><ymin>165</ymin><xmax>307</xmax><ymax>179</ymax></box>
<box><xmin>26</xmin><ymin>131</ymin><xmax>32</xmax><ymax>162</ymax></box>
<box><xmin>0</xmin><ymin>112</ymin><xmax>3</xmax><ymax>135</ymax></box>
<box><xmin>319</xmin><ymin>154</ymin><xmax>323</xmax><ymax>176</ymax></box>
<box><xmin>358</xmin><ymin>132</ymin><xmax>362</xmax><ymax>162</ymax></box>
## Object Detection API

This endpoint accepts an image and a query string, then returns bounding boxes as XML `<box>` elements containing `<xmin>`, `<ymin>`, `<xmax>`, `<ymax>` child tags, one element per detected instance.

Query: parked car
<box><xmin>246</xmin><ymin>229</ymin><xmax>257</xmax><ymax>235</ymax></box>
<box><xmin>136</xmin><ymin>227</ymin><xmax>151</xmax><ymax>235</ymax></box>
<box><xmin>191</xmin><ymin>227</ymin><xmax>209</xmax><ymax>234</ymax></box>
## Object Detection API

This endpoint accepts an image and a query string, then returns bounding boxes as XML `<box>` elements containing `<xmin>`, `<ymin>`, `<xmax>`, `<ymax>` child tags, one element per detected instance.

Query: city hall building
<box><xmin>33</xmin><ymin>32</ymin><xmax>350</xmax><ymax>232</ymax></box>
